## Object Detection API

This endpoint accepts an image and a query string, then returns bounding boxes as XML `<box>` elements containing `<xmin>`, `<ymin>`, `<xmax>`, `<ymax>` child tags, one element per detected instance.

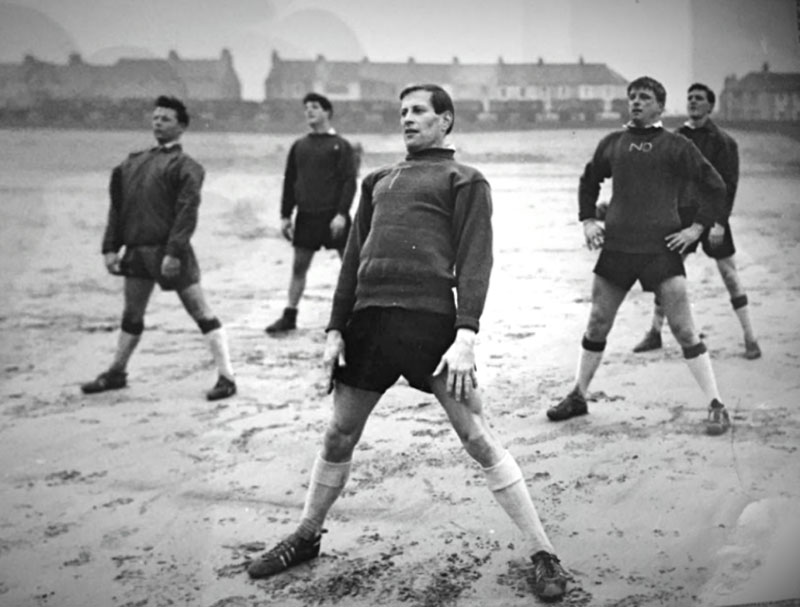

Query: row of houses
<box><xmin>719</xmin><ymin>63</ymin><xmax>800</xmax><ymax>121</ymax></box>
<box><xmin>0</xmin><ymin>50</ymin><xmax>241</xmax><ymax>106</ymax></box>
<box><xmin>0</xmin><ymin>49</ymin><xmax>798</xmax><ymax>124</ymax></box>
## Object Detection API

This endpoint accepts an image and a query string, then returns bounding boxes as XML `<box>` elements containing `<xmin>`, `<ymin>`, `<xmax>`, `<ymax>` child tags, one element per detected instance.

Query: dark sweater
<box><xmin>327</xmin><ymin>148</ymin><xmax>493</xmax><ymax>333</ymax></box>
<box><xmin>578</xmin><ymin>126</ymin><xmax>727</xmax><ymax>254</ymax></box>
<box><xmin>280</xmin><ymin>132</ymin><xmax>357</xmax><ymax>218</ymax></box>
<box><xmin>676</xmin><ymin>120</ymin><xmax>738</xmax><ymax>219</ymax></box>
<box><xmin>102</xmin><ymin>144</ymin><xmax>204</xmax><ymax>257</ymax></box>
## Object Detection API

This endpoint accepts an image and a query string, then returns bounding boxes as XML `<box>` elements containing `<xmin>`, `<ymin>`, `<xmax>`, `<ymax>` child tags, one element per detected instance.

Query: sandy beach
<box><xmin>0</xmin><ymin>126</ymin><xmax>798</xmax><ymax>607</ymax></box>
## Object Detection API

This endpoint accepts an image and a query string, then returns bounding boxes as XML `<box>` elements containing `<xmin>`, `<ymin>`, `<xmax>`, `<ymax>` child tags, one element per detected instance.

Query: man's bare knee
<box><xmin>322</xmin><ymin>423</ymin><xmax>359</xmax><ymax>462</ymax></box>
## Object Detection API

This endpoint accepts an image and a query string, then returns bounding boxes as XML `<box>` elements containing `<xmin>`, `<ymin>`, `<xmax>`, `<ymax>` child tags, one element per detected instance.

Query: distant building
<box><xmin>264</xmin><ymin>52</ymin><xmax>628</xmax><ymax>121</ymax></box>
<box><xmin>0</xmin><ymin>49</ymin><xmax>241</xmax><ymax>108</ymax></box>
<box><xmin>719</xmin><ymin>63</ymin><xmax>800</xmax><ymax>121</ymax></box>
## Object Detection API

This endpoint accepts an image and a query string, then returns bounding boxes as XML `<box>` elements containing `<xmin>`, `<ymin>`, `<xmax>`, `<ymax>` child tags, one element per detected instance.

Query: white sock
<box><xmin>685</xmin><ymin>351</ymin><xmax>721</xmax><ymax>403</ymax></box>
<box><xmin>483</xmin><ymin>451</ymin><xmax>554</xmax><ymax>554</ymax></box>
<box><xmin>205</xmin><ymin>328</ymin><xmax>234</xmax><ymax>380</ymax></box>
<box><xmin>298</xmin><ymin>454</ymin><xmax>352</xmax><ymax>539</ymax></box>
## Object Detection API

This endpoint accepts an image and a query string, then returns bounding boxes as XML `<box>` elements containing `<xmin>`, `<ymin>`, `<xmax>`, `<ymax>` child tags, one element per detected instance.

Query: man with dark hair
<box><xmin>632</xmin><ymin>82</ymin><xmax>760</xmax><ymax>359</ymax></box>
<box><xmin>548</xmin><ymin>76</ymin><xmax>733</xmax><ymax>436</ymax></box>
<box><xmin>265</xmin><ymin>92</ymin><xmax>357</xmax><ymax>334</ymax></box>
<box><xmin>81</xmin><ymin>95</ymin><xmax>236</xmax><ymax>401</ymax></box>
<box><xmin>246</xmin><ymin>83</ymin><xmax>570</xmax><ymax>601</ymax></box>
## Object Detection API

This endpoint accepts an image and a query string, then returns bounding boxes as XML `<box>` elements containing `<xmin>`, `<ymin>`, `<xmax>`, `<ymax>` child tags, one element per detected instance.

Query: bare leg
<box><xmin>575</xmin><ymin>275</ymin><xmax>627</xmax><ymax>395</ymax></box>
<box><xmin>110</xmin><ymin>277</ymin><xmax>155</xmax><ymax>372</ymax></box>
<box><xmin>716</xmin><ymin>255</ymin><xmax>759</xmax><ymax>352</ymax></box>
<box><xmin>288</xmin><ymin>247</ymin><xmax>315</xmax><ymax>309</ymax></box>
<box><xmin>658</xmin><ymin>275</ymin><xmax>721</xmax><ymax>402</ymax></box>
<box><xmin>297</xmin><ymin>383</ymin><xmax>382</xmax><ymax>539</ymax></box>
<box><xmin>431</xmin><ymin>376</ymin><xmax>555</xmax><ymax>554</ymax></box>
<box><xmin>178</xmin><ymin>283</ymin><xmax>235</xmax><ymax>380</ymax></box>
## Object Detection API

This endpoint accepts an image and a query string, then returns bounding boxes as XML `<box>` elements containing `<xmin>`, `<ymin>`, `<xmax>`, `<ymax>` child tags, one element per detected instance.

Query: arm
<box><xmin>165</xmin><ymin>157</ymin><xmax>204</xmax><ymax>258</ymax></box>
<box><xmin>326</xmin><ymin>176</ymin><xmax>374</xmax><ymax>333</ymax></box>
<box><xmin>682</xmin><ymin>142</ymin><xmax>726</xmax><ymax>229</ymax></box>
<box><xmin>102</xmin><ymin>165</ymin><xmax>124</xmax><ymax>273</ymax></box>
<box><xmin>431</xmin><ymin>178</ymin><xmax>493</xmax><ymax>403</ymax></box>
<box><xmin>716</xmin><ymin>136</ymin><xmax>739</xmax><ymax>218</ymax></box>
<box><xmin>280</xmin><ymin>143</ymin><xmax>298</xmax><ymax>220</ymax></box>
<box><xmin>451</xmin><ymin>179</ymin><xmax>493</xmax><ymax>333</ymax></box>
<box><xmin>335</xmin><ymin>139</ymin><xmax>358</xmax><ymax>217</ymax></box>
<box><xmin>578</xmin><ymin>138</ymin><xmax>613</xmax><ymax>250</ymax></box>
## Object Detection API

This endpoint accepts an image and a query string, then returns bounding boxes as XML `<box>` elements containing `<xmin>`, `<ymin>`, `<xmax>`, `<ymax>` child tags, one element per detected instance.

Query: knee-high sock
<box><xmin>483</xmin><ymin>451</ymin><xmax>554</xmax><ymax>554</ymax></box>
<box><xmin>576</xmin><ymin>342</ymin><xmax>604</xmax><ymax>395</ymax></box>
<box><xmin>297</xmin><ymin>454</ymin><xmax>352</xmax><ymax>540</ymax></box>
<box><xmin>204</xmin><ymin>328</ymin><xmax>234</xmax><ymax>380</ymax></box>
<box><xmin>110</xmin><ymin>331</ymin><xmax>141</xmax><ymax>372</ymax></box>
<box><xmin>684</xmin><ymin>350</ymin><xmax>721</xmax><ymax>403</ymax></box>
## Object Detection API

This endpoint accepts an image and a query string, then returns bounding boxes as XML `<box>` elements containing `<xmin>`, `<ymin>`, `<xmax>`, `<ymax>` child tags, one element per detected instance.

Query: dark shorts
<box><xmin>120</xmin><ymin>244</ymin><xmax>200</xmax><ymax>292</ymax></box>
<box><xmin>334</xmin><ymin>307</ymin><xmax>456</xmax><ymax>394</ymax></box>
<box><xmin>594</xmin><ymin>249</ymin><xmax>685</xmax><ymax>293</ymax></box>
<box><xmin>293</xmin><ymin>211</ymin><xmax>351</xmax><ymax>251</ymax></box>
<box><xmin>678</xmin><ymin>208</ymin><xmax>736</xmax><ymax>259</ymax></box>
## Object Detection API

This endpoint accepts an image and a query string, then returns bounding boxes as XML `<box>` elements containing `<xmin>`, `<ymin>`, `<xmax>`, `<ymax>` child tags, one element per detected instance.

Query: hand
<box><xmin>595</xmin><ymin>200</ymin><xmax>610</xmax><ymax>221</ymax></box>
<box><xmin>665</xmin><ymin>222</ymin><xmax>703</xmax><ymax>254</ymax></box>
<box><xmin>104</xmin><ymin>252</ymin><xmax>121</xmax><ymax>275</ymax></box>
<box><xmin>161</xmin><ymin>254</ymin><xmax>181</xmax><ymax>279</ymax></box>
<box><xmin>708</xmin><ymin>223</ymin><xmax>725</xmax><ymax>249</ymax></box>
<box><xmin>280</xmin><ymin>217</ymin><xmax>293</xmax><ymax>241</ymax></box>
<box><xmin>329</xmin><ymin>214</ymin><xmax>347</xmax><ymax>241</ymax></box>
<box><xmin>433</xmin><ymin>329</ymin><xmax>478</xmax><ymax>405</ymax></box>
<box><xmin>322</xmin><ymin>330</ymin><xmax>346</xmax><ymax>394</ymax></box>
<box><xmin>583</xmin><ymin>219</ymin><xmax>605</xmax><ymax>250</ymax></box>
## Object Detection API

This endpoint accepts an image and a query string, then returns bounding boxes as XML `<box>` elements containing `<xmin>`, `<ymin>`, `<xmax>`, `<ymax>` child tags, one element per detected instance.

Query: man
<box><xmin>246</xmin><ymin>84</ymin><xmax>570</xmax><ymax>601</ymax></box>
<box><xmin>81</xmin><ymin>95</ymin><xmax>236</xmax><ymax>401</ymax></box>
<box><xmin>631</xmin><ymin>83</ymin><xmax>761</xmax><ymax>360</ymax></box>
<box><xmin>265</xmin><ymin>92</ymin><xmax>357</xmax><ymax>334</ymax></box>
<box><xmin>548</xmin><ymin>76</ymin><xmax>732</xmax><ymax>436</ymax></box>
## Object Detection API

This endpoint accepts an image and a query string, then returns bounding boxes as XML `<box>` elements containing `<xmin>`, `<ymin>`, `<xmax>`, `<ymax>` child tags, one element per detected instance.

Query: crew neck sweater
<box><xmin>578</xmin><ymin>126</ymin><xmax>727</xmax><ymax>253</ymax></box>
<box><xmin>327</xmin><ymin>147</ymin><xmax>493</xmax><ymax>333</ymax></box>
<box><xmin>676</xmin><ymin>119</ymin><xmax>738</xmax><ymax>218</ymax></box>
<box><xmin>280</xmin><ymin>132</ymin><xmax>357</xmax><ymax>218</ymax></box>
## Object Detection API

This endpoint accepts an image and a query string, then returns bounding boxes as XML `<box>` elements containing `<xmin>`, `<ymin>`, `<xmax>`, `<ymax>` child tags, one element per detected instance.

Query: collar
<box><xmin>153</xmin><ymin>141</ymin><xmax>182</xmax><ymax>152</ymax></box>
<box><xmin>624</xmin><ymin>120</ymin><xmax>663</xmax><ymax>129</ymax></box>
<box><xmin>405</xmin><ymin>147</ymin><xmax>455</xmax><ymax>161</ymax></box>
<box><xmin>683</xmin><ymin>118</ymin><xmax>713</xmax><ymax>130</ymax></box>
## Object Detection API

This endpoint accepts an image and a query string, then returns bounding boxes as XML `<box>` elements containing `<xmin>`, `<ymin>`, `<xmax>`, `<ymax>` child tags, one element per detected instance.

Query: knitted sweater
<box><xmin>676</xmin><ymin>119</ymin><xmax>738</xmax><ymax>219</ymax></box>
<box><xmin>327</xmin><ymin>148</ymin><xmax>493</xmax><ymax>333</ymax></box>
<box><xmin>578</xmin><ymin>126</ymin><xmax>727</xmax><ymax>254</ymax></box>
<box><xmin>102</xmin><ymin>145</ymin><xmax>204</xmax><ymax>257</ymax></box>
<box><xmin>280</xmin><ymin>132</ymin><xmax>357</xmax><ymax>218</ymax></box>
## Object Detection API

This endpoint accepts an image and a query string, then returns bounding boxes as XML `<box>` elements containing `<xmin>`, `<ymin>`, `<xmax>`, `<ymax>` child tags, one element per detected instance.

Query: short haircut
<box><xmin>303</xmin><ymin>92</ymin><xmax>333</xmax><ymax>117</ymax></box>
<box><xmin>399</xmin><ymin>84</ymin><xmax>455</xmax><ymax>134</ymax></box>
<box><xmin>688</xmin><ymin>82</ymin><xmax>716</xmax><ymax>107</ymax></box>
<box><xmin>155</xmin><ymin>95</ymin><xmax>189</xmax><ymax>126</ymax></box>
<box><xmin>627</xmin><ymin>76</ymin><xmax>666</xmax><ymax>107</ymax></box>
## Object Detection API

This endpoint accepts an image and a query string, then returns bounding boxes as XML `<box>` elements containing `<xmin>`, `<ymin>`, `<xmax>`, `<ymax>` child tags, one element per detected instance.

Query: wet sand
<box><xmin>0</xmin><ymin>128</ymin><xmax>799</xmax><ymax>606</ymax></box>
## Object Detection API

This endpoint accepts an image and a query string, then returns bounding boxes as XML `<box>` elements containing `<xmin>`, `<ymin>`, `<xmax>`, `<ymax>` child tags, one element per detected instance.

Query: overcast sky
<box><xmin>1</xmin><ymin>0</ymin><xmax>798</xmax><ymax>112</ymax></box>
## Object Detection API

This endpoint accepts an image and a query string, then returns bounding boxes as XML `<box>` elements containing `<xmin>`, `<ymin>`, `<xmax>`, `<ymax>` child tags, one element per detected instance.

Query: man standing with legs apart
<box><xmin>81</xmin><ymin>95</ymin><xmax>236</xmax><ymax>401</ymax></box>
<box><xmin>265</xmin><ymin>93</ymin><xmax>357</xmax><ymax>334</ymax></box>
<box><xmin>547</xmin><ymin>76</ymin><xmax>732</xmax><ymax>436</ymax></box>
<box><xmin>247</xmin><ymin>84</ymin><xmax>570</xmax><ymax>600</ymax></box>
<box><xmin>632</xmin><ymin>83</ymin><xmax>761</xmax><ymax>359</ymax></box>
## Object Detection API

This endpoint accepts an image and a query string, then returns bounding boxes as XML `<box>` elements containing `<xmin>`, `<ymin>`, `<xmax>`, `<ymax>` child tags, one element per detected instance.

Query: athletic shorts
<box><xmin>120</xmin><ymin>244</ymin><xmax>200</xmax><ymax>291</ymax></box>
<box><xmin>594</xmin><ymin>249</ymin><xmax>685</xmax><ymax>293</ymax></box>
<box><xmin>678</xmin><ymin>208</ymin><xmax>736</xmax><ymax>259</ymax></box>
<box><xmin>334</xmin><ymin>307</ymin><xmax>456</xmax><ymax>394</ymax></box>
<box><xmin>293</xmin><ymin>211</ymin><xmax>351</xmax><ymax>251</ymax></box>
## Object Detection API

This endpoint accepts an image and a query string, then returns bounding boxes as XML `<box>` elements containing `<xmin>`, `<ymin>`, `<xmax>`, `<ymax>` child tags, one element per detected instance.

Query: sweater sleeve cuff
<box><xmin>455</xmin><ymin>315</ymin><xmax>480</xmax><ymax>334</ymax></box>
